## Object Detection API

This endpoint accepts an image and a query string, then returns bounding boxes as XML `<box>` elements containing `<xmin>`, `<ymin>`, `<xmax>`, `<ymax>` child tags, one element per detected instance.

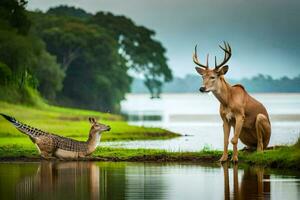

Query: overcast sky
<box><xmin>27</xmin><ymin>0</ymin><xmax>300</xmax><ymax>79</ymax></box>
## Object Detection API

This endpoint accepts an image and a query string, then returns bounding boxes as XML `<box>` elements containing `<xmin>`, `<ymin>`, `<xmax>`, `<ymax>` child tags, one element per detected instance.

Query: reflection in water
<box><xmin>222</xmin><ymin>163</ymin><xmax>270</xmax><ymax>200</ymax></box>
<box><xmin>1</xmin><ymin>162</ymin><xmax>166</xmax><ymax>200</ymax></box>
<box><xmin>0</xmin><ymin>162</ymin><xmax>299</xmax><ymax>200</ymax></box>
<box><xmin>15</xmin><ymin>162</ymin><xmax>102</xmax><ymax>199</ymax></box>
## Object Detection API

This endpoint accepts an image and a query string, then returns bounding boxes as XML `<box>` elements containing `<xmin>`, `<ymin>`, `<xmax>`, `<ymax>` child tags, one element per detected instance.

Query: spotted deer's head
<box><xmin>88</xmin><ymin>117</ymin><xmax>111</xmax><ymax>132</ymax></box>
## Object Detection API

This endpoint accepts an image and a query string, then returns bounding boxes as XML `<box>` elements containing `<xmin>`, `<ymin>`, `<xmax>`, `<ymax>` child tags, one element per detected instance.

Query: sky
<box><xmin>27</xmin><ymin>0</ymin><xmax>300</xmax><ymax>79</ymax></box>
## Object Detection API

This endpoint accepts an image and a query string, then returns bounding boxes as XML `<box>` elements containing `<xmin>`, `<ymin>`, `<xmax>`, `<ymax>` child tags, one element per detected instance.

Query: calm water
<box><xmin>102</xmin><ymin>93</ymin><xmax>300</xmax><ymax>151</ymax></box>
<box><xmin>0</xmin><ymin>161</ymin><xmax>299</xmax><ymax>200</ymax></box>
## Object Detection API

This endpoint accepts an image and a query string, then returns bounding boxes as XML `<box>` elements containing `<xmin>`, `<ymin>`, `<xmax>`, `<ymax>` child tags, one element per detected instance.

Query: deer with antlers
<box><xmin>193</xmin><ymin>42</ymin><xmax>271</xmax><ymax>162</ymax></box>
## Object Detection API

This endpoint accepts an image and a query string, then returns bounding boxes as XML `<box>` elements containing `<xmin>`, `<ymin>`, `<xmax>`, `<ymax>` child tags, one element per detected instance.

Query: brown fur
<box><xmin>194</xmin><ymin>43</ymin><xmax>271</xmax><ymax>162</ymax></box>
<box><xmin>196</xmin><ymin>67</ymin><xmax>271</xmax><ymax>162</ymax></box>
<box><xmin>222</xmin><ymin>163</ymin><xmax>270</xmax><ymax>199</ymax></box>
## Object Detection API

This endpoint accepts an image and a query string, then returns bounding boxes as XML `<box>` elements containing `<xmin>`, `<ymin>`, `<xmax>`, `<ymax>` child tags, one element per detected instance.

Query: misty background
<box><xmin>28</xmin><ymin>0</ymin><xmax>300</xmax><ymax>80</ymax></box>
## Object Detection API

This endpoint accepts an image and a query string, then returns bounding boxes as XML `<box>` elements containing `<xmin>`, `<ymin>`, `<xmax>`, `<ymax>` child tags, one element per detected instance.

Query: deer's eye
<box><xmin>210</xmin><ymin>77</ymin><xmax>215</xmax><ymax>80</ymax></box>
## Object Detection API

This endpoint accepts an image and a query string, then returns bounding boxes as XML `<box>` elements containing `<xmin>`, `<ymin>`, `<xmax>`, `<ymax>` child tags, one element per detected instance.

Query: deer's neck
<box><xmin>212</xmin><ymin>77</ymin><xmax>232</xmax><ymax>106</ymax></box>
<box><xmin>86</xmin><ymin>128</ymin><xmax>101</xmax><ymax>154</ymax></box>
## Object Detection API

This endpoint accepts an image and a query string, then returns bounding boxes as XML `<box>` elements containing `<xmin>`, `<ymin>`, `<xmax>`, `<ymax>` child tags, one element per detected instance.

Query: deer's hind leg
<box><xmin>35</xmin><ymin>136</ymin><xmax>56</xmax><ymax>159</ymax></box>
<box><xmin>255</xmin><ymin>114</ymin><xmax>271</xmax><ymax>152</ymax></box>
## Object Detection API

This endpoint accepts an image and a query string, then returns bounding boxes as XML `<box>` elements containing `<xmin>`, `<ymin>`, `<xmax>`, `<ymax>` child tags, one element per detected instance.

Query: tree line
<box><xmin>131</xmin><ymin>74</ymin><xmax>300</xmax><ymax>93</ymax></box>
<box><xmin>0</xmin><ymin>1</ymin><xmax>172</xmax><ymax>112</ymax></box>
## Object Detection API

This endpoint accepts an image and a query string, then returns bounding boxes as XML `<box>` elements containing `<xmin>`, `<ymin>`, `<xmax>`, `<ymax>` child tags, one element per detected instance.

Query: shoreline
<box><xmin>0</xmin><ymin>154</ymin><xmax>219</xmax><ymax>163</ymax></box>
<box><xmin>0</xmin><ymin>144</ymin><xmax>299</xmax><ymax>170</ymax></box>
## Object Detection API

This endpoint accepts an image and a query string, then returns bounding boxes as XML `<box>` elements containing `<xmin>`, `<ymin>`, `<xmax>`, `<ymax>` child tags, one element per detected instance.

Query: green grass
<box><xmin>0</xmin><ymin>138</ymin><xmax>299</xmax><ymax>170</ymax></box>
<box><xmin>0</xmin><ymin>142</ymin><xmax>223</xmax><ymax>162</ymax></box>
<box><xmin>239</xmin><ymin>138</ymin><xmax>300</xmax><ymax>169</ymax></box>
<box><xmin>0</xmin><ymin>101</ymin><xmax>179</xmax><ymax>141</ymax></box>
<box><xmin>0</xmin><ymin>85</ymin><xmax>47</xmax><ymax>108</ymax></box>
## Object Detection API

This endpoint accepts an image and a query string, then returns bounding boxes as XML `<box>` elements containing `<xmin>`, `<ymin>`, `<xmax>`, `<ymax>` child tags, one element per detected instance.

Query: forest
<box><xmin>0</xmin><ymin>1</ymin><xmax>172</xmax><ymax>112</ymax></box>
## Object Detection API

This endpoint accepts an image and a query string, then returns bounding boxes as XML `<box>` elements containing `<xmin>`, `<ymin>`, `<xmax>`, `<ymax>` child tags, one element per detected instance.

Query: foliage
<box><xmin>47</xmin><ymin>5</ymin><xmax>91</xmax><ymax>19</ymax></box>
<box><xmin>33</xmin><ymin>47</ymin><xmax>65</xmax><ymax>100</ymax></box>
<box><xmin>34</xmin><ymin>6</ymin><xmax>172</xmax><ymax>110</ymax></box>
<box><xmin>0</xmin><ymin>3</ymin><xmax>172</xmax><ymax>112</ymax></box>
<box><xmin>239</xmin><ymin>74</ymin><xmax>300</xmax><ymax>93</ymax></box>
<box><xmin>0</xmin><ymin>62</ymin><xmax>11</xmax><ymax>85</ymax></box>
<box><xmin>0</xmin><ymin>0</ymin><xmax>30</xmax><ymax>35</ymax></box>
<box><xmin>0</xmin><ymin>0</ymin><xmax>65</xmax><ymax>104</ymax></box>
<box><xmin>90</xmin><ymin>12</ymin><xmax>173</xmax><ymax>98</ymax></box>
<box><xmin>0</xmin><ymin>85</ymin><xmax>46</xmax><ymax>107</ymax></box>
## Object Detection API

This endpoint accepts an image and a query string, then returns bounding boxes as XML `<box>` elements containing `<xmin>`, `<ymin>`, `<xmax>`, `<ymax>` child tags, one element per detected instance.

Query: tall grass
<box><xmin>0</xmin><ymin>85</ymin><xmax>46</xmax><ymax>108</ymax></box>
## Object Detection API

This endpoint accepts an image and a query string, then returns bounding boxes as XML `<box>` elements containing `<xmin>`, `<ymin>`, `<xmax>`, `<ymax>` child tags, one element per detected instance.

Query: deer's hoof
<box><xmin>257</xmin><ymin>145</ymin><xmax>263</xmax><ymax>152</ymax></box>
<box><xmin>219</xmin><ymin>155</ymin><xmax>228</xmax><ymax>162</ymax></box>
<box><xmin>231</xmin><ymin>157</ymin><xmax>238</xmax><ymax>163</ymax></box>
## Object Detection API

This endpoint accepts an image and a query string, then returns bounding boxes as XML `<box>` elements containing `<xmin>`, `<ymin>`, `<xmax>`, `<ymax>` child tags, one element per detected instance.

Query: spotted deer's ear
<box><xmin>89</xmin><ymin>117</ymin><xmax>94</xmax><ymax>124</ymax></box>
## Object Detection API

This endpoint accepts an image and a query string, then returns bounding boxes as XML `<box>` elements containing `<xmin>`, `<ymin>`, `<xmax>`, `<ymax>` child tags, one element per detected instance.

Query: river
<box><xmin>0</xmin><ymin>161</ymin><xmax>299</xmax><ymax>200</ymax></box>
<box><xmin>101</xmin><ymin>93</ymin><xmax>300</xmax><ymax>151</ymax></box>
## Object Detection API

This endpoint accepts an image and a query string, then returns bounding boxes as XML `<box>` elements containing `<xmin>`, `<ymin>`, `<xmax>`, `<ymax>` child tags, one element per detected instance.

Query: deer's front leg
<box><xmin>231</xmin><ymin>114</ymin><xmax>244</xmax><ymax>162</ymax></box>
<box><xmin>219</xmin><ymin>120</ymin><xmax>231</xmax><ymax>162</ymax></box>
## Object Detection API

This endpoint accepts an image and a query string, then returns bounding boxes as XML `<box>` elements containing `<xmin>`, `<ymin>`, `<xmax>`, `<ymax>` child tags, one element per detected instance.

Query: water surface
<box><xmin>104</xmin><ymin>93</ymin><xmax>300</xmax><ymax>151</ymax></box>
<box><xmin>0</xmin><ymin>161</ymin><xmax>299</xmax><ymax>200</ymax></box>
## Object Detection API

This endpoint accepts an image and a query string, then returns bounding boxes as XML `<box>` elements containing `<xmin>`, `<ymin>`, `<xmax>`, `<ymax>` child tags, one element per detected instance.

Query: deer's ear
<box><xmin>216</xmin><ymin>65</ymin><xmax>228</xmax><ymax>75</ymax></box>
<box><xmin>89</xmin><ymin>117</ymin><xmax>95</xmax><ymax>124</ymax></box>
<box><xmin>195</xmin><ymin>67</ymin><xmax>206</xmax><ymax>75</ymax></box>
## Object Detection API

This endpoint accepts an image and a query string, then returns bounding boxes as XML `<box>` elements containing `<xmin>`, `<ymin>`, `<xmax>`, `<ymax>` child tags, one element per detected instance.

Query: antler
<box><xmin>193</xmin><ymin>45</ymin><xmax>209</xmax><ymax>69</ymax></box>
<box><xmin>215</xmin><ymin>41</ymin><xmax>232</xmax><ymax>69</ymax></box>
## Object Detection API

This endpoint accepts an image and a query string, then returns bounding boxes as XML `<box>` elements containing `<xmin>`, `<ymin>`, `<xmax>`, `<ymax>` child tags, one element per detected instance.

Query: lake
<box><xmin>1</xmin><ymin>161</ymin><xmax>299</xmax><ymax>200</ymax></box>
<box><xmin>102</xmin><ymin>93</ymin><xmax>300</xmax><ymax>151</ymax></box>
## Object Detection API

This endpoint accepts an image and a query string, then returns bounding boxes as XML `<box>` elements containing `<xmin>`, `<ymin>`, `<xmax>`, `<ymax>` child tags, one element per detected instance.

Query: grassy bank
<box><xmin>0</xmin><ymin>101</ymin><xmax>179</xmax><ymax>141</ymax></box>
<box><xmin>0</xmin><ymin>139</ymin><xmax>299</xmax><ymax>170</ymax></box>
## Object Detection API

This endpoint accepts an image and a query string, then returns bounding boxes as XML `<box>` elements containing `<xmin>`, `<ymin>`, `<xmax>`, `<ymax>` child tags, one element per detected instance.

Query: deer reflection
<box><xmin>16</xmin><ymin>161</ymin><xmax>100</xmax><ymax>200</ymax></box>
<box><xmin>222</xmin><ymin>162</ymin><xmax>270</xmax><ymax>200</ymax></box>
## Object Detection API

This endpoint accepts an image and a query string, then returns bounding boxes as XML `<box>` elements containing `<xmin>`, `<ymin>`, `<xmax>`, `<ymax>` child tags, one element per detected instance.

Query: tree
<box><xmin>90</xmin><ymin>12</ymin><xmax>173</xmax><ymax>98</ymax></box>
<box><xmin>34</xmin><ymin>48</ymin><xmax>65</xmax><ymax>100</ymax></box>
<box><xmin>0</xmin><ymin>0</ymin><xmax>31</xmax><ymax>35</ymax></box>
<box><xmin>29</xmin><ymin>6</ymin><xmax>173</xmax><ymax>111</ymax></box>
<box><xmin>47</xmin><ymin>5</ymin><xmax>91</xmax><ymax>19</ymax></box>
<box><xmin>30</xmin><ymin>11</ymin><xmax>131</xmax><ymax>111</ymax></box>
<box><xmin>0</xmin><ymin>1</ymin><xmax>64</xmax><ymax>105</ymax></box>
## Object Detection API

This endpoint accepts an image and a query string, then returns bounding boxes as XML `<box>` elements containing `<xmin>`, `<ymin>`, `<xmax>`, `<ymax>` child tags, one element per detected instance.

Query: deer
<box><xmin>193</xmin><ymin>42</ymin><xmax>271</xmax><ymax>162</ymax></box>
<box><xmin>1</xmin><ymin>114</ymin><xmax>111</xmax><ymax>159</ymax></box>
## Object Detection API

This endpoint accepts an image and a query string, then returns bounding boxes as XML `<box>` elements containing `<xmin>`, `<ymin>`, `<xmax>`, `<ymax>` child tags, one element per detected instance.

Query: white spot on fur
<box><xmin>226</xmin><ymin>112</ymin><xmax>233</xmax><ymax>121</ymax></box>
<box><xmin>55</xmin><ymin>149</ymin><xmax>79</xmax><ymax>159</ymax></box>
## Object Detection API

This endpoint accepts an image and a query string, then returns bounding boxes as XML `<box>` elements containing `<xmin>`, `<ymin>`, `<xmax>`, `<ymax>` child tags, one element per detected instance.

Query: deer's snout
<box><xmin>199</xmin><ymin>87</ymin><xmax>206</xmax><ymax>93</ymax></box>
<box><xmin>106</xmin><ymin>126</ymin><xmax>111</xmax><ymax>131</ymax></box>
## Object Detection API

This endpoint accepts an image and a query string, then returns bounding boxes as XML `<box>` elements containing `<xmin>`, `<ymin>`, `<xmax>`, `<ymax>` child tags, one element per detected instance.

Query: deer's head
<box><xmin>193</xmin><ymin>42</ymin><xmax>232</xmax><ymax>93</ymax></box>
<box><xmin>89</xmin><ymin>117</ymin><xmax>111</xmax><ymax>132</ymax></box>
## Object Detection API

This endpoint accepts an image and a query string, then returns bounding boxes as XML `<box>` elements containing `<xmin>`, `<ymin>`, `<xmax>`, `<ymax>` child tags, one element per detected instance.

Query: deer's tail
<box><xmin>0</xmin><ymin>113</ymin><xmax>46</xmax><ymax>138</ymax></box>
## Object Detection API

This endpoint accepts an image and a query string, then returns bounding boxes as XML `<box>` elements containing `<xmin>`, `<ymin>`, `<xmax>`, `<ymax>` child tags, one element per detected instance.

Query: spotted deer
<box><xmin>1</xmin><ymin>114</ymin><xmax>111</xmax><ymax>159</ymax></box>
<box><xmin>193</xmin><ymin>42</ymin><xmax>271</xmax><ymax>162</ymax></box>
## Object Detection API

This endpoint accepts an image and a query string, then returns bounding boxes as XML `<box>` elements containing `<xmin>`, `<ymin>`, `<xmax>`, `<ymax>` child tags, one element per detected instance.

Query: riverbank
<box><xmin>0</xmin><ymin>139</ymin><xmax>299</xmax><ymax>170</ymax></box>
<box><xmin>0</xmin><ymin>101</ymin><xmax>179</xmax><ymax>141</ymax></box>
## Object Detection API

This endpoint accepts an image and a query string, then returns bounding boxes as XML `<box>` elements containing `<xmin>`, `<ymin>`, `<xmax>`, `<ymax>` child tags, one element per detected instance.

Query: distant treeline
<box><xmin>0</xmin><ymin>1</ymin><xmax>172</xmax><ymax>112</ymax></box>
<box><xmin>131</xmin><ymin>74</ymin><xmax>300</xmax><ymax>93</ymax></box>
